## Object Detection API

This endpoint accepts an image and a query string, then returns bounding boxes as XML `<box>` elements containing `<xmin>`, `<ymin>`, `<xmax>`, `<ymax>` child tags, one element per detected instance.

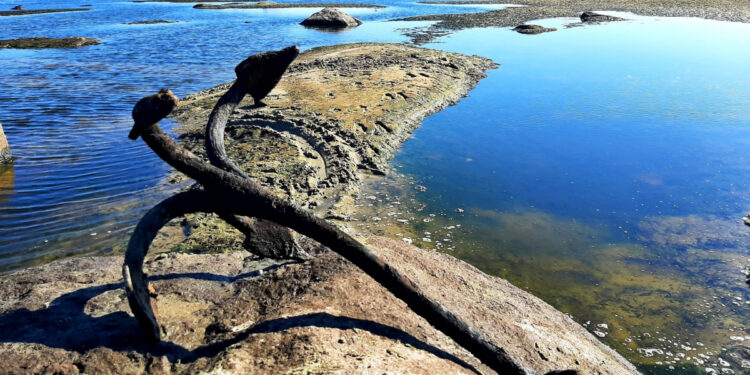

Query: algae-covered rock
<box><xmin>301</xmin><ymin>7</ymin><xmax>362</xmax><ymax>28</ymax></box>
<box><xmin>0</xmin><ymin>37</ymin><xmax>99</xmax><ymax>49</ymax></box>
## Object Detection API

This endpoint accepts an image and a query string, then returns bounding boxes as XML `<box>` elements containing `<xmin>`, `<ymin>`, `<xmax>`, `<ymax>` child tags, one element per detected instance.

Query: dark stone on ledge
<box><xmin>512</xmin><ymin>24</ymin><xmax>557</xmax><ymax>34</ymax></box>
<box><xmin>580</xmin><ymin>11</ymin><xmax>625</xmax><ymax>23</ymax></box>
<box><xmin>11</xmin><ymin>5</ymin><xmax>24</xmax><ymax>10</ymax></box>
<box><xmin>0</xmin><ymin>37</ymin><xmax>100</xmax><ymax>49</ymax></box>
<box><xmin>301</xmin><ymin>7</ymin><xmax>362</xmax><ymax>28</ymax></box>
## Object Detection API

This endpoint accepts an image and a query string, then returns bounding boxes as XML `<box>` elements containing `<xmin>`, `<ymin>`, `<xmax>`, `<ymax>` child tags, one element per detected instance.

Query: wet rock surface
<box><xmin>301</xmin><ymin>7</ymin><xmax>363</xmax><ymax>28</ymax></box>
<box><xmin>0</xmin><ymin>7</ymin><xmax>88</xmax><ymax>16</ymax></box>
<box><xmin>0</xmin><ymin>236</ymin><xmax>638</xmax><ymax>374</ymax></box>
<box><xmin>0</xmin><ymin>123</ymin><xmax>10</xmax><ymax>163</ymax></box>
<box><xmin>513</xmin><ymin>24</ymin><xmax>557</xmax><ymax>34</ymax></box>
<box><xmin>0</xmin><ymin>37</ymin><xmax>100</xmax><ymax>49</ymax></box>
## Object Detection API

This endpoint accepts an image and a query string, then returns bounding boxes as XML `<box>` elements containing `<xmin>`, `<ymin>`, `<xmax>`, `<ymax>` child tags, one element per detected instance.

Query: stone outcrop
<box><xmin>0</xmin><ymin>123</ymin><xmax>10</xmax><ymax>163</ymax></box>
<box><xmin>0</xmin><ymin>236</ymin><xmax>639</xmax><ymax>374</ymax></box>
<box><xmin>512</xmin><ymin>24</ymin><xmax>557</xmax><ymax>34</ymax></box>
<box><xmin>300</xmin><ymin>7</ymin><xmax>362</xmax><ymax>28</ymax></box>
<box><xmin>0</xmin><ymin>37</ymin><xmax>99</xmax><ymax>49</ymax></box>
<box><xmin>579</xmin><ymin>11</ymin><xmax>625</xmax><ymax>22</ymax></box>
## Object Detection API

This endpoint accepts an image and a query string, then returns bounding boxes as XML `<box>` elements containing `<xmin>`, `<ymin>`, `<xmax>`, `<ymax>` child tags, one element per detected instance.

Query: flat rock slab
<box><xmin>512</xmin><ymin>24</ymin><xmax>557</xmax><ymax>34</ymax></box>
<box><xmin>0</xmin><ymin>37</ymin><xmax>100</xmax><ymax>49</ymax></box>
<box><xmin>0</xmin><ymin>236</ymin><xmax>638</xmax><ymax>374</ymax></box>
<box><xmin>0</xmin><ymin>8</ymin><xmax>88</xmax><ymax>16</ymax></box>
<box><xmin>172</xmin><ymin>43</ymin><xmax>497</xmax><ymax>216</ymax></box>
<box><xmin>193</xmin><ymin>2</ymin><xmax>384</xmax><ymax>9</ymax></box>
<box><xmin>301</xmin><ymin>7</ymin><xmax>363</xmax><ymax>28</ymax></box>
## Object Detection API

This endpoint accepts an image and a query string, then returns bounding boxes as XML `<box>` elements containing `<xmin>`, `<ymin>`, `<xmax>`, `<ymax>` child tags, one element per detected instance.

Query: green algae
<box><xmin>349</xmin><ymin>171</ymin><xmax>750</xmax><ymax>372</ymax></box>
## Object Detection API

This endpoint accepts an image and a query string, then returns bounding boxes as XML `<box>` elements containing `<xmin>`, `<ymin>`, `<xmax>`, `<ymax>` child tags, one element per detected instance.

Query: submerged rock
<box><xmin>0</xmin><ymin>37</ymin><xmax>99</xmax><ymax>49</ymax></box>
<box><xmin>0</xmin><ymin>123</ymin><xmax>11</xmax><ymax>163</ymax></box>
<box><xmin>125</xmin><ymin>19</ymin><xmax>176</xmax><ymax>24</ymax></box>
<box><xmin>580</xmin><ymin>11</ymin><xmax>625</xmax><ymax>23</ymax></box>
<box><xmin>300</xmin><ymin>7</ymin><xmax>362</xmax><ymax>28</ymax></box>
<box><xmin>512</xmin><ymin>24</ymin><xmax>557</xmax><ymax>34</ymax></box>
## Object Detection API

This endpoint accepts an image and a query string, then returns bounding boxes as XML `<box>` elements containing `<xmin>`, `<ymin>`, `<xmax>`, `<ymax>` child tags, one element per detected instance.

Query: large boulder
<box><xmin>0</xmin><ymin>122</ymin><xmax>10</xmax><ymax>163</ymax></box>
<box><xmin>300</xmin><ymin>7</ymin><xmax>362</xmax><ymax>28</ymax></box>
<box><xmin>512</xmin><ymin>24</ymin><xmax>557</xmax><ymax>34</ymax></box>
<box><xmin>580</xmin><ymin>11</ymin><xmax>625</xmax><ymax>22</ymax></box>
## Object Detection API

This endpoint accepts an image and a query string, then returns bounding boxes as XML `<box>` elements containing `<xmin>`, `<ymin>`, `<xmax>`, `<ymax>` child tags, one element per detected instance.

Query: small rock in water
<box><xmin>512</xmin><ymin>24</ymin><xmax>557</xmax><ymax>34</ymax></box>
<box><xmin>742</xmin><ymin>214</ymin><xmax>750</xmax><ymax>226</ymax></box>
<box><xmin>580</xmin><ymin>11</ymin><xmax>625</xmax><ymax>23</ymax></box>
<box><xmin>455</xmin><ymin>208</ymin><xmax>464</xmax><ymax>213</ymax></box>
<box><xmin>11</xmin><ymin>5</ymin><xmax>24</xmax><ymax>10</ymax></box>
<box><xmin>300</xmin><ymin>7</ymin><xmax>362</xmax><ymax>28</ymax></box>
<box><xmin>414</xmin><ymin>185</ymin><xmax>427</xmax><ymax>192</ymax></box>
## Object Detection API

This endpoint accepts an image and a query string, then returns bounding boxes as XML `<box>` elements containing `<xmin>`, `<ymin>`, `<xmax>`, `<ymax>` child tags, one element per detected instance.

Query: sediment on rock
<box><xmin>0</xmin><ymin>236</ymin><xmax>639</xmax><ymax>374</ymax></box>
<box><xmin>0</xmin><ymin>37</ymin><xmax>100</xmax><ymax>49</ymax></box>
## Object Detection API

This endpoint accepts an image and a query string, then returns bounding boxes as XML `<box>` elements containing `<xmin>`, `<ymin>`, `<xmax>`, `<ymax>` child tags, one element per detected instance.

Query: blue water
<box><xmin>2</xmin><ymin>1</ymin><xmax>750</xmax><ymax>372</ymax></box>
<box><xmin>364</xmin><ymin>14</ymin><xmax>750</xmax><ymax>372</ymax></box>
<box><xmin>0</xmin><ymin>0</ymin><xmax>507</xmax><ymax>271</ymax></box>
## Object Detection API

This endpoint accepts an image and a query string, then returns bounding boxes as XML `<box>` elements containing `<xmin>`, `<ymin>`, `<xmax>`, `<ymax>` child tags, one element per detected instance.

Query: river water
<box><xmin>1</xmin><ymin>1</ymin><xmax>749</xmax><ymax>373</ymax></box>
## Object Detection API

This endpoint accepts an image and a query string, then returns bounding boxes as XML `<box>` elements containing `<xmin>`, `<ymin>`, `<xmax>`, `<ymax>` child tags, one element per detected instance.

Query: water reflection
<box><xmin>0</xmin><ymin>164</ymin><xmax>15</xmax><ymax>205</ymax></box>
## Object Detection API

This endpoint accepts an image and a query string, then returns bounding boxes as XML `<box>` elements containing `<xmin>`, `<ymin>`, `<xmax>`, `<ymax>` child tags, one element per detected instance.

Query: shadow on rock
<box><xmin>0</xmin><ymin>266</ymin><xmax>478</xmax><ymax>374</ymax></box>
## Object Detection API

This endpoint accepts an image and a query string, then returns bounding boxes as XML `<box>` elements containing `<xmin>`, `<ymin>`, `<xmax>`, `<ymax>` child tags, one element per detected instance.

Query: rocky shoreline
<box><xmin>193</xmin><ymin>2</ymin><xmax>385</xmax><ymax>9</ymax></box>
<box><xmin>0</xmin><ymin>43</ymin><xmax>639</xmax><ymax>373</ymax></box>
<box><xmin>397</xmin><ymin>0</ymin><xmax>750</xmax><ymax>43</ymax></box>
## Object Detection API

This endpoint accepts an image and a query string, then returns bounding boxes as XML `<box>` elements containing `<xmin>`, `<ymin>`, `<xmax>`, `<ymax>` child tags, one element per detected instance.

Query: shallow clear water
<box><xmin>0</xmin><ymin>0</ymin><xmax>505</xmax><ymax>271</ymax></box>
<box><xmin>355</xmin><ymin>14</ymin><xmax>750</xmax><ymax>373</ymax></box>
<box><xmin>2</xmin><ymin>1</ymin><xmax>750</xmax><ymax>372</ymax></box>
